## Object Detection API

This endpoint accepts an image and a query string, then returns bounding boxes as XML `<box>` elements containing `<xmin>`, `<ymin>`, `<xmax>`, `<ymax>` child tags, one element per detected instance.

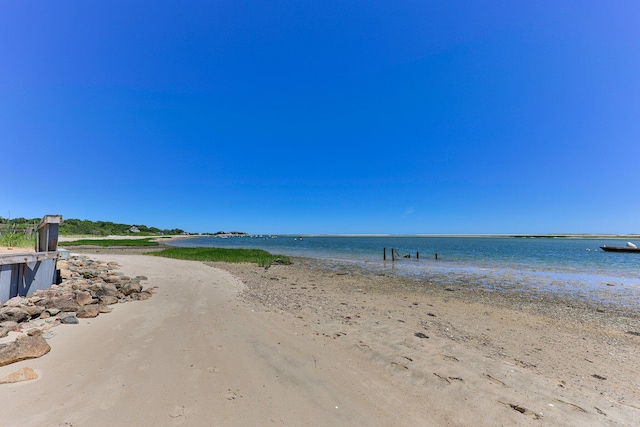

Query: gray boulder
<box><xmin>60</xmin><ymin>314</ymin><xmax>79</xmax><ymax>324</ymax></box>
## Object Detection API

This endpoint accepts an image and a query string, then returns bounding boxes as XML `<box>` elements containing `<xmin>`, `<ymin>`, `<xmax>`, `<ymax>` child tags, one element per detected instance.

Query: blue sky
<box><xmin>1</xmin><ymin>1</ymin><xmax>639</xmax><ymax>234</ymax></box>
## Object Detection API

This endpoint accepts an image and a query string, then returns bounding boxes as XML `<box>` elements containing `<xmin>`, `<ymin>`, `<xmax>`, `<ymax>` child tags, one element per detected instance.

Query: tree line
<box><xmin>0</xmin><ymin>217</ymin><xmax>185</xmax><ymax>236</ymax></box>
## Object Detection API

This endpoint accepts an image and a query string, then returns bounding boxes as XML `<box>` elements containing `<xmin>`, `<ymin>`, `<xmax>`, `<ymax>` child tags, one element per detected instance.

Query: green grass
<box><xmin>149</xmin><ymin>247</ymin><xmax>291</xmax><ymax>268</ymax></box>
<box><xmin>0</xmin><ymin>232</ymin><xmax>35</xmax><ymax>248</ymax></box>
<box><xmin>60</xmin><ymin>238</ymin><xmax>160</xmax><ymax>247</ymax></box>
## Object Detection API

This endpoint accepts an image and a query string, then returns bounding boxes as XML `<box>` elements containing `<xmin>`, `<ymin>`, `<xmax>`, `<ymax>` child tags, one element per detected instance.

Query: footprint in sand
<box><xmin>168</xmin><ymin>405</ymin><xmax>191</xmax><ymax>425</ymax></box>
<box><xmin>104</xmin><ymin>375</ymin><xmax>124</xmax><ymax>390</ymax></box>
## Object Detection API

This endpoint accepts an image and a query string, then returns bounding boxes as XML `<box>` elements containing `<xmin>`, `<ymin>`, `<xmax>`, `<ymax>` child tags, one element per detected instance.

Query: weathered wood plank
<box><xmin>0</xmin><ymin>251</ymin><xmax>61</xmax><ymax>266</ymax></box>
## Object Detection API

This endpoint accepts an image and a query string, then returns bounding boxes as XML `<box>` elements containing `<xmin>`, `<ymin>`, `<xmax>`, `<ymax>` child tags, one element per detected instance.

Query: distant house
<box><xmin>129</xmin><ymin>226</ymin><xmax>141</xmax><ymax>233</ymax></box>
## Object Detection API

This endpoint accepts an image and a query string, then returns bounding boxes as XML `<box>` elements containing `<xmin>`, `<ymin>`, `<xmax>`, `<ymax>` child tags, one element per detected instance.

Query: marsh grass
<box><xmin>61</xmin><ymin>238</ymin><xmax>160</xmax><ymax>247</ymax></box>
<box><xmin>150</xmin><ymin>247</ymin><xmax>290</xmax><ymax>268</ymax></box>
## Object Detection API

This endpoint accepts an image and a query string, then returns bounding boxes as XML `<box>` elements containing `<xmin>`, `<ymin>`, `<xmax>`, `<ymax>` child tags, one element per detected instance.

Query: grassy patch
<box><xmin>0</xmin><ymin>233</ymin><xmax>35</xmax><ymax>248</ymax></box>
<box><xmin>60</xmin><ymin>238</ymin><xmax>160</xmax><ymax>247</ymax></box>
<box><xmin>150</xmin><ymin>247</ymin><xmax>290</xmax><ymax>268</ymax></box>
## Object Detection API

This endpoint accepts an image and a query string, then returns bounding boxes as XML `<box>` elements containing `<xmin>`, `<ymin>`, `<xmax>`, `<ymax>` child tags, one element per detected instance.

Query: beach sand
<box><xmin>1</xmin><ymin>253</ymin><xmax>639</xmax><ymax>426</ymax></box>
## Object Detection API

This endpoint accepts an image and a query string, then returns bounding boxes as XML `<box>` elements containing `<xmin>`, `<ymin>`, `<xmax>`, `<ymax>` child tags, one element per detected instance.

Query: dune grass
<box><xmin>150</xmin><ymin>247</ymin><xmax>290</xmax><ymax>267</ymax></box>
<box><xmin>0</xmin><ymin>232</ymin><xmax>35</xmax><ymax>248</ymax></box>
<box><xmin>60</xmin><ymin>238</ymin><xmax>159</xmax><ymax>247</ymax></box>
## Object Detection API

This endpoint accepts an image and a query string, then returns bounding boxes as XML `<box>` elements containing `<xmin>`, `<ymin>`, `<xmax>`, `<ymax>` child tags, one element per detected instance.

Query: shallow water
<box><xmin>169</xmin><ymin>235</ymin><xmax>640</xmax><ymax>307</ymax></box>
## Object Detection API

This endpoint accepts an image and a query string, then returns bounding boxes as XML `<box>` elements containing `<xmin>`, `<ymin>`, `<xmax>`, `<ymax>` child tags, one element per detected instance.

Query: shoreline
<box><xmin>64</xmin><ymin>246</ymin><xmax>640</xmax><ymax>323</ymax></box>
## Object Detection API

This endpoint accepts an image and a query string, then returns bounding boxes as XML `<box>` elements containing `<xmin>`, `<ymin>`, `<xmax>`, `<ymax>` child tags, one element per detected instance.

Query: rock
<box><xmin>38</xmin><ymin>310</ymin><xmax>51</xmax><ymax>319</ymax></box>
<box><xmin>76</xmin><ymin>305</ymin><xmax>100</xmax><ymax>318</ymax></box>
<box><xmin>0</xmin><ymin>367</ymin><xmax>38</xmax><ymax>384</ymax></box>
<box><xmin>22</xmin><ymin>305</ymin><xmax>44</xmax><ymax>318</ymax></box>
<box><xmin>74</xmin><ymin>291</ymin><xmax>94</xmax><ymax>306</ymax></box>
<box><xmin>0</xmin><ymin>335</ymin><xmax>51</xmax><ymax>366</ymax></box>
<box><xmin>121</xmin><ymin>282</ymin><xmax>143</xmax><ymax>296</ymax></box>
<box><xmin>46</xmin><ymin>294</ymin><xmax>81</xmax><ymax>313</ymax></box>
<box><xmin>0</xmin><ymin>327</ymin><xmax>10</xmax><ymax>339</ymax></box>
<box><xmin>98</xmin><ymin>295</ymin><xmax>119</xmax><ymax>305</ymax></box>
<box><xmin>95</xmin><ymin>283</ymin><xmax>121</xmax><ymax>298</ymax></box>
<box><xmin>0</xmin><ymin>321</ymin><xmax>20</xmax><ymax>331</ymax></box>
<box><xmin>0</xmin><ymin>307</ymin><xmax>30</xmax><ymax>323</ymax></box>
<box><xmin>45</xmin><ymin>308</ymin><xmax>60</xmax><ymax>316</ymax></box>
<box><xmin>131</xmin><ymin>291</ymin><xmax>152</xmax><ymax>301</ymax></box>
<box><xmin>104</xmin><ymin>275</ymin><xmax>123</xmax><ymax>284</ymax></box>
<box><xmin>26</xmin><ymin>328</ymin><xmax>44</xmax><ymax>336</ymax></box>
<box><xmin>98</xmin><ymin>305</ymin><xmax>113</xmax><ymax>314</ymax></box>
<box><xmin>4</xmin><ymin>296</ymin><xmax>27</xmax><ymax>307</ymax></box>
<box><xmin>60</xmin><ymin>315</ymin><xmax>79</xmax><ymax>324</ymax></box>
<box><xmin>81</xmin><ymin>270</ymin><xmax>100</xmax><ymax>279</ymax></box>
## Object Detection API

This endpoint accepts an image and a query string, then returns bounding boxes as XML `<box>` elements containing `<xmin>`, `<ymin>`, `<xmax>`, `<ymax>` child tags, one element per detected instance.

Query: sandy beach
<box><xmin>1</xmin><ymin>252</ymin><xmax>639</xmax><ymax>426</ymax></box>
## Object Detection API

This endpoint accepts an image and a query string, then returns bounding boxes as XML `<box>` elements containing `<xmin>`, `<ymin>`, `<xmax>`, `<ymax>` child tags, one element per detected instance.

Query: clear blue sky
<box><xmin>1</xmin><ymin>1</ymin><xmax>639</xmax><ymax>234</ymax></box>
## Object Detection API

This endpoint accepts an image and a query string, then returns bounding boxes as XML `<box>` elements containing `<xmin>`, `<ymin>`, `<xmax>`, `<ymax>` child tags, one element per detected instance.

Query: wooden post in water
<box><xmin>383</xmin><ymin>247</ymin><xmax>386</xmax><ymax>260</ymax></box>
<box><xmin>416</xmin><ymin>251</ymin><xmax>419</xmax><ymax>259</ymax></box>
<box><xmin>391</xmin><ymin>248</ymin><xmax>395</xmax><ymax>261</ymax></box>
<box><xmin>435</xmin><ymin>253</ymin><xmax>438</xmax><ymax>260</ymax></box>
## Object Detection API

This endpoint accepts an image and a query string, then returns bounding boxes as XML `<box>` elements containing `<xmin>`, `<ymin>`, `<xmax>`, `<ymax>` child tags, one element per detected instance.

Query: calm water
<box><xmin>169</xmin><ymin>235</ymin><xmax>640</xmax><ymax>306</ymax></box>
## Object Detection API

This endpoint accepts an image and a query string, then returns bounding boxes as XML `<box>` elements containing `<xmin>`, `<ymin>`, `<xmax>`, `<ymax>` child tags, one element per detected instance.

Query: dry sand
<box><xmin>1</xmin><ymin>253</ymin><xmax>639</xmax><ymax>426</ymax></box>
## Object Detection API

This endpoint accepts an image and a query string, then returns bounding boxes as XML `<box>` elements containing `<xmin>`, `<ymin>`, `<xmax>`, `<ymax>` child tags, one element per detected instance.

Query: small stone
<box><xmin>98</xmin><ymin>305</ymin><xmax>113</xmax><ymax>314</ymax></box>
<box><xmin>76</xmin><ymin>305</ymin><xmax>100</xmax><ymax>318</ymax></box>
<box><xmin>0</xmin><ymin>367</ymin><xmax>38</xmax><ymax>384</ymax></box>
<box><xmin>46</xmin><ymin>308</ymin><xmax>61</xmax><ymax>316</ymax></box>
<box><xmin>122</xmin><ymin>282</ymin><xmax>143</xmax><ymax>296</ymax></box>
<box><xmin>41</xmin><ymin>331</ymin><xmax>55</xmax><ymax>339</ymax></box>
<box><xmin>98</xmin><ymin>295</ymin><xmax>119</xmax><ymax>305</ymax></box>
<box><xmin>60</xmin><ymin>315</ymin><xmax>79</xmax><ymax>324</ymax></box>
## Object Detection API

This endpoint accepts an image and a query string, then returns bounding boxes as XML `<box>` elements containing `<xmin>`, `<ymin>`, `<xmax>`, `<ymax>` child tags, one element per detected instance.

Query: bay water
<box><xmin>168</xmin><ymin>235</ymin><xmax>640</xmax><ymax>307</ymax></box>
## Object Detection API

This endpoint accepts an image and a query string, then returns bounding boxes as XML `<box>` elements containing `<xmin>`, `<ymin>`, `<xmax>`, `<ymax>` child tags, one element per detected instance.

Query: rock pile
<box><xmin>0</xmin><ymin>255</ymin><xmax>154</xmax><ymax>369</ymax></box>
